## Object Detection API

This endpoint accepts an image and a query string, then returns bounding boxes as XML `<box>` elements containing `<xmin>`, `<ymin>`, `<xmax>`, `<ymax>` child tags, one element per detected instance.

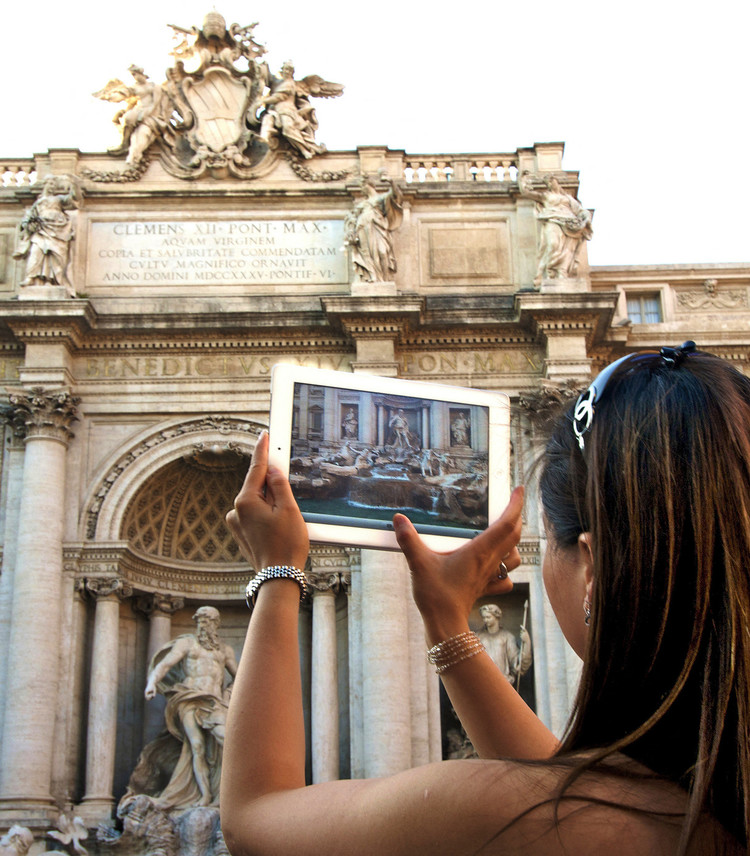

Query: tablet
<box><xmin>268</xmin><ymin>364</ymin><xmax>511</xmax><ymax>552</ymax></box>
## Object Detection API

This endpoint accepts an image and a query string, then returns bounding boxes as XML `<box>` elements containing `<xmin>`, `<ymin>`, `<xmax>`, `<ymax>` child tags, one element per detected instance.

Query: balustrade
<box><xmin>0</xmin><ymin>161</ymin><xmax>37</xmax><ymax>187</ymax></box>
<box><xmin>403</xmin><ymin>154</ymin><xmax>517</xmax><ymax>183</ymax></box>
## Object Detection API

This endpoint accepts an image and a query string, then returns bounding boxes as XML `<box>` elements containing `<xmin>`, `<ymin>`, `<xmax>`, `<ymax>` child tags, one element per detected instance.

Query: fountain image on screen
<box><xmin>288</xmin><ymin>381</ymin><xmax>490</xmax><ymax>537</ymax></box>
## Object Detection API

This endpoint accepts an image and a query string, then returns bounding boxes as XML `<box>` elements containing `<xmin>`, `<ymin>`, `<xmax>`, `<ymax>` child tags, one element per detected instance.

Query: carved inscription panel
<box><xmin>420</xmin><ymin>220</ymin><xmax>512</xmax><ymax>286</ymax></box>
<box><xmin>87</xmin><ymin>219</ymin><xmax>348</xmax><ymax>287</ymax></box>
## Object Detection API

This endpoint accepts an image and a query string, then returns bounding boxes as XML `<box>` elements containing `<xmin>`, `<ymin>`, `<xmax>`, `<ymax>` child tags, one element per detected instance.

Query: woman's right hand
<box><xmin>393</xmin><ymin>486</ymin><xmax>524</xmax><ymax>641</ymax></box>
<box><xmin>226</xmin><ymin>431</ymin><xmax>310</xmax><ymax>572</ymax></box>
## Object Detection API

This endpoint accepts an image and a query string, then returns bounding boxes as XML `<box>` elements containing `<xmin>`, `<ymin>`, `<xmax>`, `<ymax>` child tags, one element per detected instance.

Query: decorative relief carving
<box><xmin>134</xmin><ymin>593</ymin><xmax>185</xmax><ymax>617</ymax></box>
<box><xmin>517</xmin><ymin>379</ymin><xmax>582</xmax><ymax>428</ymax></box>
<box><xmin>85</xmin><ymin>577</ymin><xmax>133</xmax><ymax>600</ymax></box>
<box><xmin>307</xmin><ymin>572</ymin><xmax>341</xmax><ymax>595</ymax></box>
<box><xmin>119</xmin><ymin>550</ymin><xmax>248</xmax><ymax>597</ymax></box>
<box><xmin>284</xmin><ymin>153</ymin><xmax>350</xmax><ymax>182</ymax></box>
<box><xmin>6</xmin><ymin>387</ymin><xmax>79</xmax><ymax>443</ymax></box>
<box><xmin>120</xmin><ymin>456</ymin><xmax>247</xmax><ymax>563</ymax></box>
<box><xmin>86</xmin><ymin>12</ymin><xmax>343</xmax><ymax>181</ymax></box>
<box><xmin>676</xmin><ymin>279</ymin><xmax>748</xmax><ymax>311</ymax></box>
<box><xmin>85</xmin><ymin>417</ymin><xmax>263</xmax><ymax>539</ymax></box>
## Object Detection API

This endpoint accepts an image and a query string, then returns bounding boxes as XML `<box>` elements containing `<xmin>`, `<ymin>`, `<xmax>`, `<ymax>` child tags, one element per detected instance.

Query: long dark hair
<box><xmin>539</xmin><ymin>351</ymin><xmax>750</xmax><ymax>852</ymax></box>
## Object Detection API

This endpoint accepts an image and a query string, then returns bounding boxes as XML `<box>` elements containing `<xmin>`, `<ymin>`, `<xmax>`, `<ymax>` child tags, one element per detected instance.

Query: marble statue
<box><xmin>345</xmin><ymin>172</ymin><xmax>404</xmax><ymax>282</ymax></box>
<box><xmin>388</xmin><ymin>409</ymin><xmax>412</xmax><ymax>449</ymax></box>
<box><xmin>125</xmin><ymin>606</ymin><xmax>237</xmax><ymax>809</ymax></box>
<box><xmin>519</xmin><ymin>171</ymin><xmax>593</xmax><ymax>285</ymax></box>
<box><xmin>47</xmin><ymin>815</ymin><xmax>89</xmax><ymax>855</ymax></box>
<box><xmin>93</xmin><ymin>66</ymin><xmax>173</xmax><ymax>166</ymax></box>
<box><xmin>342</xmin><ymin>408</ymin><xmax>358</xmax><ymax>439</ymax></box>
<box><xmin>13</xmin><ymin>175</ymin><xmax>81</xmax><ymax>295</ymax></box>
<box><xmin>256</xmin><ymin>61</ymin><xmax>344</xmax><ymax>159</ymax></box>
<box><xmin>451</xmin><ymin>412</ymin><xmax>470</xmax><ymax>446</ymax></box>
<box><xmin>476</xmin><ymin>603</ymin><xmax>532</xmax><ymax>686</ymax></box>
<box><xmin>100</xmin><ymin>794</ymin><xmax>178</xmax><ymax>856</ymax></box>
<box><xmin>168</xmin><ymin>12</ymin><xmax>267</xmax><ymax>72</ymax></box>
<box><xmin>0</xmin><ymin>828</ymin><xmax>33</xmax><ymax>856</ymax></box>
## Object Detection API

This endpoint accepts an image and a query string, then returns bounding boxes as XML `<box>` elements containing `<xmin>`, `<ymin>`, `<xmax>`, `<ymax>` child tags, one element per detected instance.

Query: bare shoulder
<box><xmin>226</xmin><ymin>755</ymin><xmax>710</xmax><ymax>856</ymax></box>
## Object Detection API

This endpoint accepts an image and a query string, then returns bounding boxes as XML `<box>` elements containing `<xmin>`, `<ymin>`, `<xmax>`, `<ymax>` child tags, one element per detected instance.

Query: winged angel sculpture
<box><xmin>89</xmin><ymin>11</ymin><xmax>344</xmax><ymax>180</ymax></box>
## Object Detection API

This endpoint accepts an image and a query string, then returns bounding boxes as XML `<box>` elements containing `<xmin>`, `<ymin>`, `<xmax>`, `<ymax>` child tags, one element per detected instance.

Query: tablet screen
<box><xmin>269</xmin><ymin>365</ymin><xmax>510</xmax><ymax>551</ymax></box>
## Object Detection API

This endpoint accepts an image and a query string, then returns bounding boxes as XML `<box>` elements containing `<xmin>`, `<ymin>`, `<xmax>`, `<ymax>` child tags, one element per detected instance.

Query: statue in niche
<box><xmin>476</xmin><ymin>603</ymin><xmax>532</xmax><ymax>686</ymax></box>
<box><xmin>13</xmin><ymin>175</ymin><xmax>81</xmax><ymax>295</ymax></box>
<box><xmin>451</xmin><ymin>411</ymin><xmax>471</xmax><ymax>446</ymax></box>
<box><xmin>255</xmin><ymin>60</ymin><xmax>343</xmax><ymax>159</ymax></box>
<box><xmin>93</xmin><ymin>65</ymin><xmax>174</xmax><ymax>167</ymax></box>
<box><xmin>0</xmin><ymin>828</ymin><xmax>33</xmax><ymax>856</ymax></box>
<box><xmin>345</xmin><ymin>172</ymin><xmax>404</xmax><ymax>282</ymax></box>
<box><xmin>388</xmin><ymin>408</ymin><xmax>413</xmax><ymax>449</ymax></box>
<box><xmin>341</xmin><ymin>407</ymin><xmax>358</xmax><ymax>439</ymax></box>
<box><xmin>124</xmin><ymin>606</ymin><xmax>237</xmax><ymax>809</ymax></box>
<box><xmin>519</xmin><ymin>171</ymin><xmax>593</xmax><ymax>285</ymax></box>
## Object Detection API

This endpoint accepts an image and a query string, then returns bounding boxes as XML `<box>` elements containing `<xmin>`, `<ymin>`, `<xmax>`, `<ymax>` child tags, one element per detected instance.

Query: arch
<box><xmin>81</xmin><ymin>415</ymin><xmax>265</xmax><ymax>542</ymax></box>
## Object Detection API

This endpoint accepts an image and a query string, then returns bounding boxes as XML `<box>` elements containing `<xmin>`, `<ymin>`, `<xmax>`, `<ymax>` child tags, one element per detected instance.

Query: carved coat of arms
<box><xmin>88</xmin><ymin>11</ymin><xmax>344</xmax><ymax>181</ymax></box>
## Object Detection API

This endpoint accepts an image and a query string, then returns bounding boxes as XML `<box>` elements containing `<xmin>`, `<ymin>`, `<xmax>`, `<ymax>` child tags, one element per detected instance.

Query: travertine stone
<box><xmin>137</xmin><ymin>594</ymin><xmax>185</xmax><ymax>745</ymax></box>
<box><xmin>12</xmin><ymin>176</ymin><xmax>82</xmax><ymax>297</ymax></box>
<box><xmin>519</xmin><ymin>171</ymin><xmax>592</xmax><ymax>288</ymax></box>
<box><xmin>80</xmin><ymin>578</ymin><xmax>132</xmax><ymax>823</ymax></box>
<box><xmin>309</xmin><ymin>573</ymin><xmax>340</xmax><ymax>783</ymax></box>
<box><xmin>0</xmin><ymin>390</ymin><xmax>77</xmax><ymax>816</ymax></box>
<box><xmin>360</xmin><ymin>550</ymin><xmax>412</xmax><ymax>776</ymax></box>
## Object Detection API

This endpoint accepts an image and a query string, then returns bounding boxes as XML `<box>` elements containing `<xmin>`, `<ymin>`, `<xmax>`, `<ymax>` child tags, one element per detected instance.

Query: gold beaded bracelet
<box><xmin>427</xmin><ymin>631</ymin><xmax>486</xmax><ymax>674</ymax></box>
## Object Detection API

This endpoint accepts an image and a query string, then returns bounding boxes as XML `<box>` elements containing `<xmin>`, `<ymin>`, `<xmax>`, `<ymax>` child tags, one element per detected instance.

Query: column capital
<box><xmin>133</xmin><ymin>592</ymin><xmax>185</xmax><ymax>617</ymax></box>
<box><xmin>6</xmin><ymin>386</ymin><xmax>80</xmax><ymax>444</ymax></box>
<box><xmin>84</xmin><ymin>577</ymin><xmax>132</xmax><ymax>601</ymax></box>
<box><xmin>307</xmin><ymin>572</ymin><xmax>341</xmax><ymax>595</ymax></box>
<box><xmin>340</xmin><ymin>572</ymin><xmax>352</xmax><ymax>594</ymax></box>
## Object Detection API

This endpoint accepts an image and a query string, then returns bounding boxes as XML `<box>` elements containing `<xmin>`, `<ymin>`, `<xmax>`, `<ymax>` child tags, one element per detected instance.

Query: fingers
<box><xmin>472</xmin><ymin>486</ymin><xmax>524</xmax><ymax>562</ymax></box>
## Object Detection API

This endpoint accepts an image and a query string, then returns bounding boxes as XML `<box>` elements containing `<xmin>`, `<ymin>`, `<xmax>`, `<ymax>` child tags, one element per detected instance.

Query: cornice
<box><xmin>0</xmin><ymin>301</ymin><xmax>97</xmax><ymax>347</ymax></box>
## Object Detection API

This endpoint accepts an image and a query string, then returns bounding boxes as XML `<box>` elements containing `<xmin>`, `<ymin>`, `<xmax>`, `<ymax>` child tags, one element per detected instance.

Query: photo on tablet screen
<box><xmin>268</xmin><ymin>365</ymin><xmax>510</xmax><ymax>551</ymax></box>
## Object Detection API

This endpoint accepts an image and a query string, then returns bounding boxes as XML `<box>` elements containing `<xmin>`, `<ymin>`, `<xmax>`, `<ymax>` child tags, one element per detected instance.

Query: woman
<box><xmin>222</xmin><ymin>342</ymin><xmax>747</xmax><ymax>854</ymax></box>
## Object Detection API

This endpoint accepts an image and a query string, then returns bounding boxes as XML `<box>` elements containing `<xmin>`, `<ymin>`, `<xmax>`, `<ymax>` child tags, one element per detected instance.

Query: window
<box><xmin>626</xmin><ymin>293</ymin><xmax>662</xmax><ymax>324</ymax></box>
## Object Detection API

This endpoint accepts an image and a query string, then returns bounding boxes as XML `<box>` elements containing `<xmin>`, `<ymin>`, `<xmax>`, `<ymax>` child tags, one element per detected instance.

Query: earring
<box><xmin>583</xmin><ymin>596</ymin><xmax>591</xmax><ymax>626</ymax></box>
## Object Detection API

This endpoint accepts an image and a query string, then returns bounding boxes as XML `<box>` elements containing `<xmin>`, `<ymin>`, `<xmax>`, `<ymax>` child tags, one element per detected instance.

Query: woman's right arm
<box><xmin>394</xmin><ymin>490</ymin><xmax>558</xmax><ymax>760</ymax></box>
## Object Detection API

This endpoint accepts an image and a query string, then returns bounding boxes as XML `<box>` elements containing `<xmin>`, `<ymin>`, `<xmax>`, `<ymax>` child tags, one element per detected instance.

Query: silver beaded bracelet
<box><xmin>245</xmin><ymin>565</ymin><xmax>308</xmax><ymax>608</ymax></box>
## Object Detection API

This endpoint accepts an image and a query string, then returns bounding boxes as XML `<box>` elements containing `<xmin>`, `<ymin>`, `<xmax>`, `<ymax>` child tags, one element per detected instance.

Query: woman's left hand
<box><xmin>226</xmin><ymin>430</ymin><xmax>310</xmax><ymax>572</ymax></box>
<box><xmin>394</xmin><ymin>486</ymin><xmax>524</xmax><ymax>640</ymax></box>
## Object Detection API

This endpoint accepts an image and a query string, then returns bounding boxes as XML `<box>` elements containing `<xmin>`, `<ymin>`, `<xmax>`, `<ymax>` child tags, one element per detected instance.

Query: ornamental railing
<box><xmin>403</xmin><ymin>154</ymin><xmax>519</xmax><ymax>183</ymax></box>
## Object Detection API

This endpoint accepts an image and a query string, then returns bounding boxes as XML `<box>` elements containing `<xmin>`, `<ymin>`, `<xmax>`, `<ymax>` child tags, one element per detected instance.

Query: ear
<box><xmin>578</xmin><ymin>531</ymin><xmax>594</xmax><ymax>602</ymax></box>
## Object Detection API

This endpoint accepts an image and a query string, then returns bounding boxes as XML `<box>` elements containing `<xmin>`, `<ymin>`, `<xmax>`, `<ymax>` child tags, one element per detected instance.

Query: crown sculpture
<box><xmin>89</xmin><ymin>11</ymin><xmax>344</xmax><ymax>181</ymax></box>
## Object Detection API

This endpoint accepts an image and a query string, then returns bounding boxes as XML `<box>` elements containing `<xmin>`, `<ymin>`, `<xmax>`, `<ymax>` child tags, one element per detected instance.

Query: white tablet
<box><xmin>268</xmin><ymin>364</ymin><xmax>511</xmax><ymax>552</ymax></box>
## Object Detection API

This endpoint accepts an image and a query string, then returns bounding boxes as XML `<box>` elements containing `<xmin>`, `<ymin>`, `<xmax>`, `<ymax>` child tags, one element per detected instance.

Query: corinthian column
<box><xmin>0</xmin><ymin>388</ymin><xmax>78</xmax><ymax>821</ymax></box>
<box><xmin>136</xmin><ymin>593</ymin><xmax>184</xmax><ymax>744</ymax></box>
<box><xmin>309</xmin><ymin>572</ymin><xmax>340</xmax><ymax>783</ymax></box>
<box><xmin>79</xmin><ymin>578</ymin><xmax>132</xmax><ymax>824</ymax></box>
<box><xmin>360</xmin><ymin>550</ymin><xmax>412</xmax><ymax>777</ymax></box>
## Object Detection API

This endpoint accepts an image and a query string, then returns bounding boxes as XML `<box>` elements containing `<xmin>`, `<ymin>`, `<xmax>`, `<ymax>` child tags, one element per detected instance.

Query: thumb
<box><xmin>265</xmin><ymin>465</ymin><xmax>297</xmax><ymax>506</ymax></box>
<box><xmin>393</xmin><ymin>513</ymin><xmax>430</xmax><ymax>567</ymax></box>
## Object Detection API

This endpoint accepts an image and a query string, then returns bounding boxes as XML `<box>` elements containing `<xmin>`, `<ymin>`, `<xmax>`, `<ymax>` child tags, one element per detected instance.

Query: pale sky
<box><xmin>2</xmin><ymin>0</ymin><xmax>747</xmax><ymax>267</ymax></box>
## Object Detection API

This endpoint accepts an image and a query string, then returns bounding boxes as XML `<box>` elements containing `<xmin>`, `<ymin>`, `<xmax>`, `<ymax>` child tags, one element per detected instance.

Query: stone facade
<box><xmin>0</xmin><ymin>13</ymin><xmax>749</xmax><ymax>851</ymax></box>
